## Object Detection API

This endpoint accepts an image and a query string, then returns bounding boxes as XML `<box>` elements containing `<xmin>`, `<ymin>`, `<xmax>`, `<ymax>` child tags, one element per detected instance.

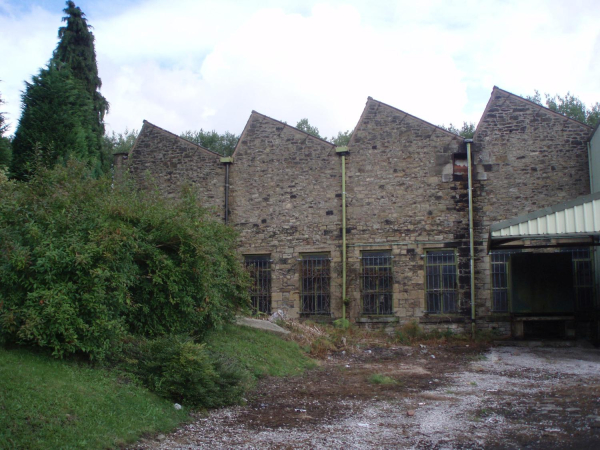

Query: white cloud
<box><xmin>2</xmin><ymin>0</ymin><xmax>600</xmax><ymax>138</ymax></box>
<box><xmin>101</xmin><ymin>2</ymin><xmax>468</xmax><ymax>137</ymax></box>
<box><xmin>0</xmin><ymin>5</ymin><xmax>59</xmax><ymax>129</ymax></box>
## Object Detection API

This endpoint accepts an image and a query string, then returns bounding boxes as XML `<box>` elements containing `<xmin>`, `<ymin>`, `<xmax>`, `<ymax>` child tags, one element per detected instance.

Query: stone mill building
<box><xmin>116</xmin><ymin>87</ymin><xmax>600</xmax><ymax>341</ymax></box>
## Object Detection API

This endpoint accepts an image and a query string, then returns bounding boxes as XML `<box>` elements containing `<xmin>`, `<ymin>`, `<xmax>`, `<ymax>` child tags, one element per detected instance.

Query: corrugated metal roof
<box><xmin>490</xmin><ymin>191</ymin><xmax>600</xmax><ymax>239</ymax></box>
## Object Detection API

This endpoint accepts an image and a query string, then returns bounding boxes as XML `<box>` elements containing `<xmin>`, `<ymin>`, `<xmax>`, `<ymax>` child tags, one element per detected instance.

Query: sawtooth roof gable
<box><xmin>231</xmin><ymin>110</ymin><xmax>335</xmax><ymax>159</ymax></box>
<box><xmin>473</xmin><ymin>86</ymin><xmax>593</xmax><ymax>141</ymax></box>
<box><xmin>348</xmin><ymin>97</ymin><xmax>461</xmax><ymax>149</ymax></box>
<box><xmin>130</xmin><ymin>120</ymin><xmax>221</xmax><ymax>159</ymax></box>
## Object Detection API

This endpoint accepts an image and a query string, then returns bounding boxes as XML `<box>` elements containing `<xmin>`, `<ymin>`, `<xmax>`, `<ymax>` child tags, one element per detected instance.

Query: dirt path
<box><xmin>133</xmin><ymin>344</ymin><xmax>600</xmax><ymax>449</ymax></box>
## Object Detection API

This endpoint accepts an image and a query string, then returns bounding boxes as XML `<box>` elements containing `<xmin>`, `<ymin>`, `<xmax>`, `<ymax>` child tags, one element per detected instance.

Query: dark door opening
<box><xmin>523</xmin><ymin>320</ymin><xmax>565</xmax><ymax>339</ymax></box>
<box><xmin>510</xmin><ymin>253</ymin><xmax>575</xmax><ymax>339</ymax></box>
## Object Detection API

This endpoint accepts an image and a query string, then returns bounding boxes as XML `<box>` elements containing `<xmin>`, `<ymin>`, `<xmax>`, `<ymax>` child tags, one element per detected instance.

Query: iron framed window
<box><xmin>561</xmin><ymin>248</ymin><xmax>594</xmax><ymax>311</ymax></box>
<box><xmin>300</xmin><ymin>254</ymin><xmax>331</xmax><ymax>315</ymax></box>
<box><xmin>490</xmin><ymin>250</ymin><xmax>521</xmax><ymax>312</ymax></box>
<box><xmin>361</xmin><ymin>251</ymin><xmax>393</xmax><ymax>315</ymax></box>
<box><xmin>425</xmin><ymin>249</ymin><xmax>458</xmax><ymax>313</ymax></box>
<box><xmin>244</xmin><ymin>255</ymin><xmax>271</xmax><ymax>315</ymax></box>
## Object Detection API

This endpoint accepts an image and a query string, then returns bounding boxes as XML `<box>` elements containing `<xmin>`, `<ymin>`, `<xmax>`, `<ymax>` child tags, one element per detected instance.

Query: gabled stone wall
<box><xmin>124</xmin><ymin>88</ymin><xmax>594</xmax><ymax>332</ymax></box>
<box><xmin>129</xmin><ymin>121</ymin><xmax>225</xmax><ymax>213</ymax></box>
<box><xmin>345</xmin><ymin>98</ymin><xmax>469</xmax><ymax>324</ymax></box>
<box><xmin>229</xmin><ymin>112</ymin><xmax>342</xmax><ymax>316</ymax></box>
<box><xmin>472</xmin><ymin>87</ymin><xmax>592</xmax><ymax>326</ymax></box>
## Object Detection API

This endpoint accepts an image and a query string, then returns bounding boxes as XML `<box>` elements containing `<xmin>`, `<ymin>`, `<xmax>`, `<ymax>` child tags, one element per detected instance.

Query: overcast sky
<box><xmin>1</xmin><ymin>0</ymin><xmax>599</xmax><ymax>139</ymax></box>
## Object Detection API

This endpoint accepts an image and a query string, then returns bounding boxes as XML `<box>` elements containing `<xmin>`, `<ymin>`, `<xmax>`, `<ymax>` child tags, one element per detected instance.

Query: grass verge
<box><xmin>205</xmin><ymin>324</ymin><xmax>317</xmax><ymax>379</ymax></box>
<box><xmin>0</xmin><ymin>347</ymin><xmax>188</xmax><ymax>450</ymax></box>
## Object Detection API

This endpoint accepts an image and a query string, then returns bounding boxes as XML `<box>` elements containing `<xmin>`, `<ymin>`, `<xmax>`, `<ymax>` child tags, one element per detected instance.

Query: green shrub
<box><xmin>333</xmin><ymin>318</ymin><xmax>350</xmax><ymax>329</ymax></box>
<box><xmin>425</xmin><ymin>328</ymin><xmax>454</xmax><ymax>340</ymax></box>
<box><xmin>0</xmin><ymin>162</ymin><xmax>250</xmax><ymax>359</ymax></box>
<box><xmin>402</xmin><ymin>320</ymin><xmax>423</xmax><ymax>339</ymax></box>
<box><xmin>120</xmin><ymin>335</ymin><xmax>249</xmax><ymax>408</ymax></box>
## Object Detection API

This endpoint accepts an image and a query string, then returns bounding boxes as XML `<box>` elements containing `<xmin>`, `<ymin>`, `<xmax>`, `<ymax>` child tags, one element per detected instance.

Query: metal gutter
<box><xmin>465</xmin><ymin>139</ymin><xmax>476</xmax><ymax>337</ymax></box>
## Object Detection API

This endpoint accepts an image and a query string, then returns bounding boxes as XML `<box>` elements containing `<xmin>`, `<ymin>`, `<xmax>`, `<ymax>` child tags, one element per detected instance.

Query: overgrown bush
<box><xmin>394</xmin><ymin>320</ymin><xmax>423</xmax><ymax>344</ymax></box>
<box><xmin>120</xmin><ymin>334</ymin><xmax>249</xmax><ymax>408</ymax></box>
<box><xmin>0</xmin><ymin>162</ymin><xmax>250</xmax><ymax>359</ymax></box>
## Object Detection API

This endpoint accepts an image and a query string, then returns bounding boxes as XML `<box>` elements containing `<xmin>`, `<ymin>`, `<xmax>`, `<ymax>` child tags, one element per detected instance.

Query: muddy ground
<box><xmin>133</xmin><ymin>343</ymin><xmax>600</xmax><ymax>449</ymax></box>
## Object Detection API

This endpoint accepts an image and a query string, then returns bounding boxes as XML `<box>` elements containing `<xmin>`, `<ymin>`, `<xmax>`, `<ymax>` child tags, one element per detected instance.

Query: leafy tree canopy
<box><xmin>180</xmin><ymin>129</ymin><xmax>239</xmax><ymax>156</ymax></box>
<box><xmin>103</xmin><ymin>128</ymin><xmax>138</xmax><ymax>155</ymax></box>
<box><xmin>296</xmin><ymin>118</ymin><xmax>322</xmax><ymax>138</ymax></box>
<box><xmin>526</xmin><ymin>91</ymin><xmax>600</xmax><ymax>128</ymax></box>
<box><xmin>440</xmin><ymin>122</ymin><xmax>476</xmax><ymax>139</ymax></box>
<box><xmin>331</xmin><ymin>129</ymin><xmax>352</xmax><ymax>147</ymax></box>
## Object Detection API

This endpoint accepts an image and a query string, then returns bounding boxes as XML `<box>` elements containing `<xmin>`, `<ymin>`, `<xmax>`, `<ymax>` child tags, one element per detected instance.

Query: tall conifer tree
<box><xmin>11</xmin><ymin>1</ymin><xmax>108</xmax><ymax>179</ymax></box>
<box><xmin>52</xmin><ymin>1</ymin><xmax>108</xmax><ymax>133</ymax></box>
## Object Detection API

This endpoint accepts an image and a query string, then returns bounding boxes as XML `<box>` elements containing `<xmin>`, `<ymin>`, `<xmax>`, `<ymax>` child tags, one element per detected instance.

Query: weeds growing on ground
<box><xmin>279</xmin><ymin>319</ymin><xmax>493</xmax><ymax>359</ymax></box>
<box><xmin>368</xmin><ymin>373</ymin><xmax>397</xmax><ymax>385</ymax></box>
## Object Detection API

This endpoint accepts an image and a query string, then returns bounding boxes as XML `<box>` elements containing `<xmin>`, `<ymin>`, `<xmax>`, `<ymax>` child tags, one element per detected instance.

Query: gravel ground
<box><xmin>131</xmin><ymin>344</ymin><xmax>600</xmax><ymax>449</ymax></box>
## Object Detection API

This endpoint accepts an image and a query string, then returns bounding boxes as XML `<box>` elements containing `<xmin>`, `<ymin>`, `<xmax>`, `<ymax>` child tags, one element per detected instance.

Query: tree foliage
<box><xmin>11</xmin><ymin>1</ymin><xmax>108</xmax><ymax>179</ymax></box>
<box><xmin>180</xmin><ymin>129</ymin><xmax>239</xmax><ymax>156</ymax></box>
<box><xmin>331</xmin><ymin>130</ymin><xmax>352</xmax><ymax>146</ymax></box>
<box><xmin>440</xmin><ymin>122</ymin><xmax>476</xmax><ymax>139</ymax></box>
<box><xmin>103</xmin><ymin>128</ymin><xmax>138</xmax><ymax>155</ymax></box>
<box><xmin>0</xmin><ymin>88</ymin><xmax>11</xmax><ymax>170</ymax></box>
<box><xmin>526</xmin><ymin>91</ymin><xmax>600</xmax><ymax>128</ymax></box>
<box><xmin>296</xmin><ymin>118</ymin><xmax>322</xmax><ymax>138</ymax></box>
<box><xmin>0</xmin><ymin>162</ymin><xmax>250</xmax><ymax>360</ymax></box>
<box><xmin>11</xmin><ymin>65</ymin><xmax>101</xmax><ymax>179</ymax></box>
<box><xmin>52</xmin><ymin>1</ymin><xmax>108</xmax><ymax>131</ymax></box>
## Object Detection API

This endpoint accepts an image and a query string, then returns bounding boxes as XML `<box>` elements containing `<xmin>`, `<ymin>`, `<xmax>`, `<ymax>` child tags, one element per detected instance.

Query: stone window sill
<box><xmin>299</xmin><ymin>314</ymin><xmax>333</xmax><ymax>323</ymax></box>
<box><xmin>419</xmin><ymin>315</ymin><xmax>465</xmax><ymax>324</ymax></box>
<box><xmin>487</xmin><ymin>313</ymin><xmax>511</xmax><ymax>322</ymax></box>
<box><xmin>356</xmin><ymin>316</ymin><xmax>399</xmax><ymax>323</ymax></box>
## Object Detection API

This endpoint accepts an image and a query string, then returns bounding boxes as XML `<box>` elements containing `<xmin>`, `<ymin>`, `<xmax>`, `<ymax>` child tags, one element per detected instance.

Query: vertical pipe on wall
<box><xmin>587</xmin><ymin>141</ymin><xmax>600</xmax><ymax>338</ymax></box>
<box><xmin>588</xmin><ymin>141</ymin><xmax>595</xmax><ymax>192</ymax></box>
<box><xmin>342</xmin><ymin>153</ymin><xmax>347</xmax><ymax>321</ymax></box>
<box><xmin>225</xmin><ymin>163</ymin><xmax>230</xmax><ymax>224</ymax></box>
<box><xmin>220</xmin><ymin>157</ymin><xmax>233</xmax><ymax>225</ymax></box>
<box><xmin>336</xmin><ymin>146</ymin><xmax>349</xmax><ymax>322</ymax></box>
<box><xmin>466</xmin><ymin>139</ymin><xmax>476</xmax><ymax>337</ymax></box>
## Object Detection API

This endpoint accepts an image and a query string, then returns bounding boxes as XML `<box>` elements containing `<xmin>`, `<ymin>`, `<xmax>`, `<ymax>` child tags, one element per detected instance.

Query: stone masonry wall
<box><xmin>229</xmin><ymin>112</ymin><xmax>342</xmax><ymax>318</ymax></box>
<box><xmin>123</xmin><ymin>88</ymin><xmax>594</xmax><ymax>334</ymax></box>
<box><xmin>472</xmin><ymin>87</ymin><xmax>593</xmax><ymax>321</ymax></box>
<box><xmin>128</xmin><ymin>121</ymin><xmax>225</xmax><ymax>213</ymax></box>
<box><xmin>345</xmin><ymin>98</ymin><xmax>469</xmax><ymax>328</ymax></box>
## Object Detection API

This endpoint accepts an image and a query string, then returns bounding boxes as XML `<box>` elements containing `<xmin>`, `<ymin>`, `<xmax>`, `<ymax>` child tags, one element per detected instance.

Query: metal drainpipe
<box><xmin>225</xmin><ymin>164</ymin><xmax>230</xmax><ymax>224</ymax></box>
<box><xmin>220</xmin><ymin>157</ymin><xmax>233</xmax><ymax>224</ymax></box>
<box><xmin>465</xmin><ymin>139</ymin><xmax>476</xmax><ymax>337</ymax></box>
<box><xmin>588</xmin><ymin>141</ymin><xmax>595</xmax><ymax>192</ymax></box>
<box><xmin>342</xmin><ymin>153</ymin><xmax>347</xmax><ymax>321</ymax></box>
<box><xmin>587</xmin><ymin>141</ymin><xmax>599</xmax><ymax>329</ymax></box>
<box><xmin>336</xmin><ymin>147</ymin><xmax>349</xmax><ymax>321</ymax></box>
